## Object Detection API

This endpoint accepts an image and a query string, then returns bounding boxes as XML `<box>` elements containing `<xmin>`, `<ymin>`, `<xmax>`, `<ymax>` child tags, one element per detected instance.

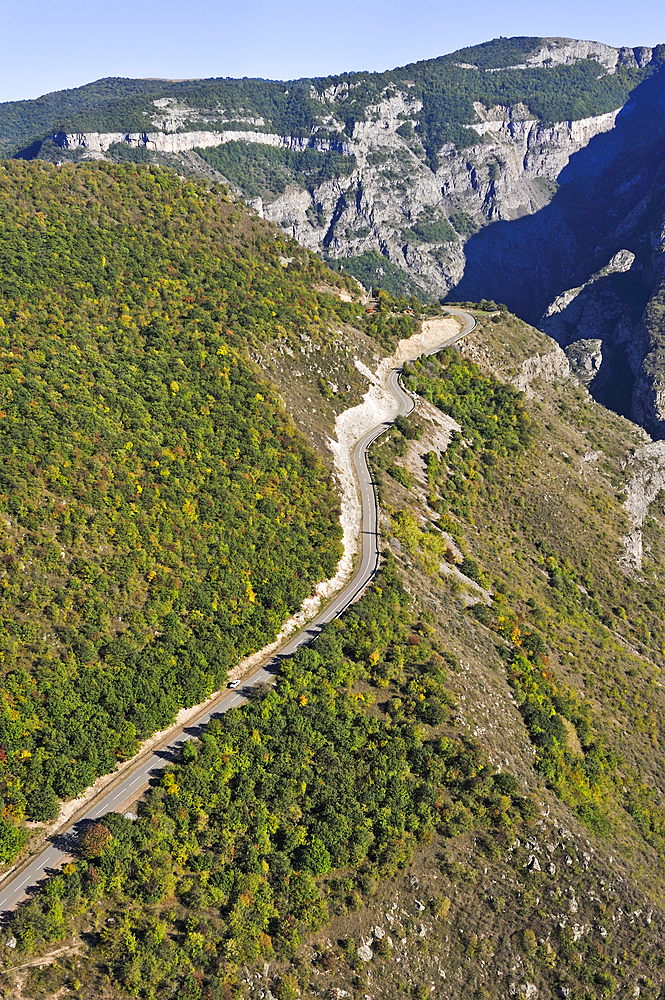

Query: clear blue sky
<box><xmin>1</xmin><ymin>0</ymin><xmax>663</xmax><ymax>103</ymax></box>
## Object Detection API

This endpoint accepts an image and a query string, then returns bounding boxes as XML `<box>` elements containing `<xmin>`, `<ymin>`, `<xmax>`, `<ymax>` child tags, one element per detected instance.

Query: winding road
<box><xmin>0</xmin><ymin>307</ymin><xmax>475</xmax><ymax>920</ymax></box>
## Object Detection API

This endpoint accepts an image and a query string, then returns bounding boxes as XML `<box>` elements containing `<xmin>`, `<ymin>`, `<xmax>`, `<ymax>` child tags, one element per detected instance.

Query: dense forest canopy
<box><xmin>326</xmin><ymin>251</ymin><xmax>428</xmax><ymax>302</ymax></box>
<box><xmin>0</xmin><ymin>160</ymin><xmax>371</xmax><ymax>851</ymax></box>
<box><xmin>5</xmin><ymin>566</ymin><xmax>542</xmax><ymax>997</ymax></box>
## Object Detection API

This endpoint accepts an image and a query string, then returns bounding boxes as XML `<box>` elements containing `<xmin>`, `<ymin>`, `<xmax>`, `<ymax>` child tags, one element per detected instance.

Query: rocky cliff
<box><xmin>54</xmin><ymin>129</ymin><xmax>352</xmax><ymax>157</ymax></box>
<box><xmin>536</xmin><ymin>77</ymin><xmax>665</xmax><ymax>435</ymax></box>
<box><xmin>47</xmin><ymin>54</ymin><xmax>635</xmax><ymax>307</ymax></box>
<box><xmin>12</xmin><ymin>35</ymin><xmax>665</xmax><ymax>434</ymax></box>
<box><xmin>259</xmin><ymin>104</ymin><xmax>623</xmax><ymax>289</ymax></box>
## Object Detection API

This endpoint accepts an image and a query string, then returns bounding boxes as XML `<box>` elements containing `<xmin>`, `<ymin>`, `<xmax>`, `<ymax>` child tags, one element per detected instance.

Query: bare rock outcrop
<box><xmin>55</xmin><ymin>129</ymin><xmax>352</xmax><ymax>157</ymax></box>
<box><xmin>512</xmin><ymin>38</ymin><xmax>652</xmax><ymax>73</ymax></box>
<box><xmin>513</xmin><ymin>344</ymin><xmax>573</xmax><ymax>395</ymax></box>
<box><xmin>620</xmin><ymin>440</ymin><xmax>665</xmax><ymax>570</ymax></box>
<box><xmin>402</xmin><ymin>398</ymin><xmax>461</xmax><ymax>486</ymax></box>
<box><xmin>565</xmin><ymin>339</ymin><xmax>603</xmax><ymax>386</ymax></box>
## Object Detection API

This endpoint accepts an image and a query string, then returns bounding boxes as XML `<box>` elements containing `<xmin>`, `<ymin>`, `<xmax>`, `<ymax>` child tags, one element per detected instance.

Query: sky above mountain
<box><xmin>1</xmin><ymin>0</ymin><xmax>663</xmax><ymax>103</ymax></box>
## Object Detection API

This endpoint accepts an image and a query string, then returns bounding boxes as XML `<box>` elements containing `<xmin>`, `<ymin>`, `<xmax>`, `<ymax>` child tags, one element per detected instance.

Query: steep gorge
<box><xmin>15</xmin><ymin>37</ymin><xmax>665</xmax><ymax>435</ymax></box>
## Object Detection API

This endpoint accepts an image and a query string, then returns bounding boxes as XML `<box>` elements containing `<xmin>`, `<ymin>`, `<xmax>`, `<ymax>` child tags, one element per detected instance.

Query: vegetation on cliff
<box><xmin>195</xmin><ymin>142</ymin><xmax>357</xmax><ymax>203</ymax></box>
<box><xmin>403</xmin><ymin>348</ymin><xmax>533</xmax><ymax>517</ymax></box>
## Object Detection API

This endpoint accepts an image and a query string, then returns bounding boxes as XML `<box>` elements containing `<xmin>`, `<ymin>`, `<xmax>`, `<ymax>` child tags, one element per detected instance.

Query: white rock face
<box><xmin>54</xmin><ymin>90</ymin><xmax>626</xmax><ymax>302</ymax></box>
<box><xmin>540</xmin><ymin>250</ymin><xmax>650</xmax><ymax>412</ymax></box>
<box><xmin>357</xmin><ymin>943</ymin><xmax>373</xmax><ymax>962</ymax></box>
<box><xmin>509</xmin><ymin>983</ymin><xmax>538</xmax><ymax>999</ymax></box>
<box><xmin>620</xmin><ymin>440</ymin><xmax>665</xmax><ymax>570</ymax></box>
<box><xmin>56</xmin><ymin>129</ymin><xmax>353</xmax><ymax>156</ymax></box>
<box><xmin>457</xmin><ymin>37</ymin><xmax>651</xmax><ymax>74</ymax></box>
<box><xmin>150</xmin><ymin>98</ymin><xmax>203</xmax><ymax>132</ymax></box>
<box><xmin>471</xmin><ymin>108</ymin><xmax>619</xmax><ymax>147</ymax></box>
<box><xmin>516</xmin><ymin>38</ymin><xmax>651</xmax><ymax>73</ymax></box>
<box><xmin>513</xmin><ymin>345</ymin><xmax>572</xmax><ymax>395</ymax></box>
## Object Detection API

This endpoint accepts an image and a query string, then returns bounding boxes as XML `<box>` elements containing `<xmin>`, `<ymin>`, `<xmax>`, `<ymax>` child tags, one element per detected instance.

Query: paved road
<box><xmin>0</xmin><ymin>307</ymin><xmax>475</xmax><ymax>919</ymax></box>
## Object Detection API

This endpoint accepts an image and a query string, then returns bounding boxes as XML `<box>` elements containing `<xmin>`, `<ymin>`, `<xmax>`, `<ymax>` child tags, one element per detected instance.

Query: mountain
<box><xmin>0</xmin><ymin>37</ymin><xmax>653</xmax><ymax>160</ymax></box>
<box><xmin>5</xmin><ymin>45</ymin><xmax>665</xmax><ymax>998</ymax></box>
<box><xmin>7</xmin><ymin>300</ymin><xmax>665</xmax><ymax>998</ymax></box>
<box><xmin>5</xmin><ymin>36</ymin><xmax>665</xmax><ymax>438</ymax></box>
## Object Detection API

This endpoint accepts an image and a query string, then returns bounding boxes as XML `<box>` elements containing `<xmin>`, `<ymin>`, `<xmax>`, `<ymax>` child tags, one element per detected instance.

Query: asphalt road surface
<box><xmin>0</xmin><ymin>307</ymin><xmax>475</xmax><ymax>919</ymax></box>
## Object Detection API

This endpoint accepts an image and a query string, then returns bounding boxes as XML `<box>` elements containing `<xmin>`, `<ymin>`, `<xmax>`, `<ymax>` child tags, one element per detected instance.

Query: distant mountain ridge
<box><xmin>1</xmin><ymin>36</ymin><xmax>658</xmax><ymax>159</ymax></box>
<box><xmin>5</xmin><ymin>36</ymin><xmax>665</xmax><ymax>435</ymax></box>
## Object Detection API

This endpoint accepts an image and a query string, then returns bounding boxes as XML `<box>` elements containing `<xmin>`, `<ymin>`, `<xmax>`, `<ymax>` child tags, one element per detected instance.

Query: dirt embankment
<box><xmin>328</xmin><ymin>316</ymin><xmax>461</xmax><ymax>584</ymax></box>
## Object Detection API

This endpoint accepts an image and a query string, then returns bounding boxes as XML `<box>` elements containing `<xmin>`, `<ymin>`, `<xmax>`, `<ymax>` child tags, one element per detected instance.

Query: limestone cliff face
<box><xmin>46</xmin><ymin>38</ymin><xmax>665</xmax><ymax>438</ymax></box>
<box><xmin>51</xmin><ymin>73</ymin><xmax>628</xmax><ymax>303</ymax></box>
<box><xmin>620</xmin><ymin>439</ymin><xmax>665</xmax><ymax>570</ymax></box>
<box><xmin>540</xmin><ymin>251</ymin><xmax>640</xmax><ymax>407</ymax></box>
<box><xmin>541</xmin><ymin>250</ymin><xmax>637</xmax><ymax>348</ymax></box>
<box><xmin>55</xmin><ymin>129</ymin><xmax>352</xmax><ymax>157</ymax></box>
<box><xmin>495</xmin><ymin>37</ymin><xmax>652</xmax><ymax>72</ymax></box>
<box><xmin>259</xmin><ymin>105</ymin><xmax>622</xmax><ymax>298</ymax></box>
<box><xmin>512</xmin><ymin>344</ymin><xmax>572</xmax><ymax>395</ymax></box>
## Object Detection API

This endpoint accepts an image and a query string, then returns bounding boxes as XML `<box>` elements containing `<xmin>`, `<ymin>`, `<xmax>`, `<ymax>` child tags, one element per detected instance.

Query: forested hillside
<box><xmin>7</xmin><ymin>309</ymin><xmax>665</xmax><ymax>998</ymax></box>
<box><xmin>0</xmin><ymin>159</ymin><xmax>392</xmax><ymax>853</ymax></box>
